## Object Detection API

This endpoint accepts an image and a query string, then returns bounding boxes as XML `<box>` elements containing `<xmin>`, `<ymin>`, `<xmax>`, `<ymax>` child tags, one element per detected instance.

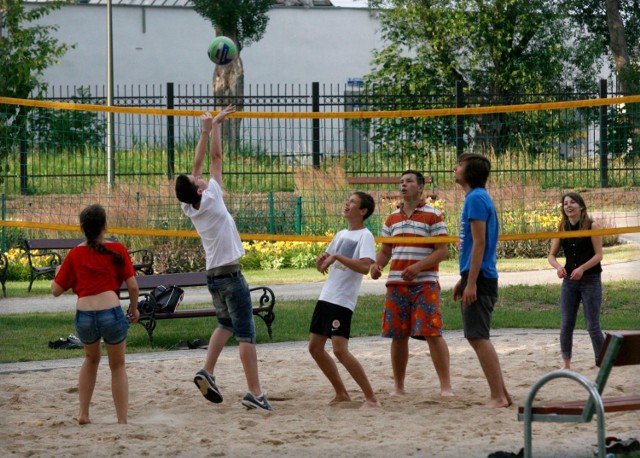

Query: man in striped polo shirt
<box><xmin>371</xmin><ymin>170</ymin><xmax>454</xmax><ymax>397</ymax></box>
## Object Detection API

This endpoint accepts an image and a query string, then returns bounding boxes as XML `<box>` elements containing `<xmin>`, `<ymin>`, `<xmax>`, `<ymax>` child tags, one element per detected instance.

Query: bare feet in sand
<box><xmin>360</xmin><ymin>399</ymin><xmax>382</xmax><ymax>410</ymax></box>
<box><xmin>485</xmin><ymin>395</ymin><xmax>513</xmax><ymax>409</ymax></box>
<box><xmin>77</xmin><ymin>415</ymin><xmax>91</xmax><ymax>425</ymax></box>
<box><xmin>328</xmin><ymin>394</ymin><xmax>352</xmax><ymax>405</ymax></box>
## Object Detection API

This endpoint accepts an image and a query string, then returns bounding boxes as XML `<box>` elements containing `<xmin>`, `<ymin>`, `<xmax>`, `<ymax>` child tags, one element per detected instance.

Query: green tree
<box><xmin>0</xmin><ymin>0</ymin><xmax>71</xmax><ymax>184</ymax></box>
<box><xmin>564</xmin><ymin>0</ymin><xmax>639</xmax><ymax>95</ymax></box>
<box><xmin>365</xmin><ymin>0</ymin><xmax>606</xmax><ymax>155</ymax></box>
<box><xmin>564</xmin><ymin>0</ymin><xmax>640</xmax><ymax>157</ymax></box>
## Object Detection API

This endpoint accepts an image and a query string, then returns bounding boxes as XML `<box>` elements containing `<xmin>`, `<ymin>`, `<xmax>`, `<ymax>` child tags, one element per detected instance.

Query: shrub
<box><xmin>3</xmin><ymin>247</ymin><xmax>56</xmax><ymax>281</ymax></box>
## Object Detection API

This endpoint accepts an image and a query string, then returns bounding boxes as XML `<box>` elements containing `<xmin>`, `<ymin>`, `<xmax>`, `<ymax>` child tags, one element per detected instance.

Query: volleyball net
<box><xmin>1</xmin><ymin>94</ymin><xmax>639</xmax><ymax>257</ymax></box>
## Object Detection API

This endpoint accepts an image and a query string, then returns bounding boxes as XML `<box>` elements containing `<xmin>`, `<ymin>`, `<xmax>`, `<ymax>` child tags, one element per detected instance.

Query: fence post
<box><xmin>20</xmin><ymin>138</ymin><xmax>28</xmax><ymax>195</ymax></box>
<box><xmin>1</xmin><ymin>193</ymin><xmax>5</xmax><ymax>253</ymax></box>
<box><xmin>599</xmin><ymin>79</ymin><xmax>609</xmax><ymax>188</ymax></box>
<box><xmin>456</xmin><ymin>80</ymin><xmax>465</xmax><ymax>158</ymax></box>
<box><xmin>295</xmin><ymin>196</ymin><xmax>302</xmax><ymax>235</ymax></box>
<box><xmin>167</xmin><ymin>82</ymin><xmax>175</xmax><ymax>179</ymax></box>
<box><xmin>312</xmin><ymin>82</ymin><xmax>320</xmax><ymax>168</ymax></box>
<box><xmin>268</xmin><ymin>191</ymin><xmax>275</xmax><ymax>234</ymax></box>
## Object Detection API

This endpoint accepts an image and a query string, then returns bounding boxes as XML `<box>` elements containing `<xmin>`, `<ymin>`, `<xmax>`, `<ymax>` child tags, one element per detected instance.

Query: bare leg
<box><xmin>204</xmin><ymin>327</ymin><xmax>232</xmax><ymax>375</ymax></box>
<box><xmin>106</xmin><ymin>340</ymin><xmax>128</xmax><ymax>424</ymax></box>
<box><xmin>331</xmin><ymin>336</ymin><xmax>379</xmax><ymax>408</ymax></box>
<box><xmin>239</xmin><ymin>342</ymin><xmax>262</xmax><ymax>396</ymax></box>
<box><xmin>309</xmin><ymin>333</ymin><xmax>350</xmax><ymax>404</ymax></box>
<box><xmin>561</xmin><ymin>358</ymin><xmax>571</xmax><ymax>370</ymax></box>
<box><xmin>467</xmin><ymin>338</ymin><xmax>511</xmax><ymax>408</ymax></box>
<box><xmin>425</xmin><ymin>336</ymin><xmax>454</xmax><ymax>396</ymax></box>
<box><xmin>390</xmin><ymin>337</ymin><xmax>409</xmax><ymax>395</ymax></box>
<box><xmin>77</xmin><ymin>341</ymin><xmax>101</xmax><ymax>425</ymax></box>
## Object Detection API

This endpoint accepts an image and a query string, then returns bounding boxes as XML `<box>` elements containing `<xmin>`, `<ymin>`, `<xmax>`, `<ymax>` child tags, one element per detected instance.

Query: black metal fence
<box><xmin>5</xmin><ymin>78</ymin><xmax>636</xmax><ymax>195</ymax></box>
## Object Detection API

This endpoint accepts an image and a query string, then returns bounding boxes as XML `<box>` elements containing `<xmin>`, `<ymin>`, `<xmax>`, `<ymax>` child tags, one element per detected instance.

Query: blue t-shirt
<box><xmin>458</xmin><ymin>187</ymin><xmax>499</xmax><ymax>279</ymax></box>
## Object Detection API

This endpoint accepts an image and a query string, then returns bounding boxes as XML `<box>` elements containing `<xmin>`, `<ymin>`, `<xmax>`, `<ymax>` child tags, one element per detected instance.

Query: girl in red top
<box><xmin>52</xmin><ymin>204</ymin><xmax>139</xmax><ymax>424</ymax></box>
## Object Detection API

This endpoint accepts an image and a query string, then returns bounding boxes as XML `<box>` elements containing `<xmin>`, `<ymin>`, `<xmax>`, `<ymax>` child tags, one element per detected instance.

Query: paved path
<box><xmin>1</xmin><ymin>260</ymin><xmax>638</xmax><ymax>315</ymax></box>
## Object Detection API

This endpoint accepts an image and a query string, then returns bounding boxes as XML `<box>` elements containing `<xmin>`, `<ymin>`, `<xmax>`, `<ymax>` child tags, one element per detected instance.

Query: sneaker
<box><xmin>241</xmin><ymin>392</ymin><xmax>273</xmax><ymax>411</ymax></box>
<box><xmin>193</xmin><ymin>369</ymin><xmax>223</xmax><ymax>404</ymax></box>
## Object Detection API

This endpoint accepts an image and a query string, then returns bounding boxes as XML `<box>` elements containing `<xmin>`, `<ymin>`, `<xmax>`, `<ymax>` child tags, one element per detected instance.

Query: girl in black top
<box><xmin>548</xmin><ymin>192</ymin><xmax>604</xmax><ymax>370</ymax></box>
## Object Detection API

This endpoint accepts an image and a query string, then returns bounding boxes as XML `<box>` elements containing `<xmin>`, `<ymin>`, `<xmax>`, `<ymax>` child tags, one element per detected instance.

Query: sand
<box><xmin>1</xmin><ymin>330</ymin><xmax>638</xmax><ymax>458</ymax></box>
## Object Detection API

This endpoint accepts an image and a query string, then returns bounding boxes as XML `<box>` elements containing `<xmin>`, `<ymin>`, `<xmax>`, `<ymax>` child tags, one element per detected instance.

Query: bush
<box><xmin>241</xmin><ymin>240</ymin><xmax>328</xmax><ymax>271</ymax></box>
<box><xmin>3</xmin><ymin>247</ymin><xmax>56</xmax><ymax>281</ymax></box>
<box><xmin>152</xmin><ymin>239</ymin><xmax>205</xmax><ymax>274</ymax></box>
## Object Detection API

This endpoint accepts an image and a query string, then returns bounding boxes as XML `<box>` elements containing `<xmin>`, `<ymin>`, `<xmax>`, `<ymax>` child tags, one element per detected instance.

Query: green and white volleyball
<box><xmin>207</xmin><ymin>36</ymin><xmax>238</xmax><ymax>65</ymax></box>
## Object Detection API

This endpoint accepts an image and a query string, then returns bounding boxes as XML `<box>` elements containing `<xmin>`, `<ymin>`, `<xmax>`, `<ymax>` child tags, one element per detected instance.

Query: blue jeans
<box><xmin>75</xmin><ymin>306</ymin><xmax>129</xmax><ymax>345</ymax></box>
<box><xmin>207</xmin><ymin>271</ymin><xmax>256</xmax><ymax>344</ymax></box>
<box><xmin>560</xmin><ymin>272</ymin><xmax>604</xmax><ymax>361</ymax></box>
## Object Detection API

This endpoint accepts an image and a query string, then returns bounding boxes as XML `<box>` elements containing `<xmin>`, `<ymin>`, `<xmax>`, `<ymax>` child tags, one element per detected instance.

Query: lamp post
<box><xmin>106</xmin><ymin>0</ymin><xmax>115</xmax><ymax>189</ymax></box>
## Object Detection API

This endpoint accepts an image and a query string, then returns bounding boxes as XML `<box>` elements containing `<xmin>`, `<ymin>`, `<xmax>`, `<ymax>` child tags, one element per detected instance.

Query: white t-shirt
<box><xmin>181</xmin><ymin>179</ymin><xmax>244</xmax><ymax>270</ymax></box>
<box><xmin>318</xmin><ymin>228</ymin><xmax>376</xmax><ymax>311</ymax></box>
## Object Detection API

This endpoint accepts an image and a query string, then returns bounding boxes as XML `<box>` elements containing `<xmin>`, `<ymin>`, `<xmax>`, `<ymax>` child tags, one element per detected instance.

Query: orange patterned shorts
<box><xmin>381</xmin><ymin>282</ymin><xmax>443</xmax><ymax>338</ymax></box>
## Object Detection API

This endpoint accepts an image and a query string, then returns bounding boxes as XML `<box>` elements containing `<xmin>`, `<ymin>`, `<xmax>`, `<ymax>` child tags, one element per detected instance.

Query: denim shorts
<box><xmin>74</xmin><ymin>306</ymin><xmax>129</xmax><ymax>345</ymax></box>
<box><xmin>207</xmin><ymin>271</ymin><xmax>256</xmax><ymax>344</ymax></box>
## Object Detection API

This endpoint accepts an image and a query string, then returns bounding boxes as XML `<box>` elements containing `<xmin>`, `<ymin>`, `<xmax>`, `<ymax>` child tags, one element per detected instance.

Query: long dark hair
<box><xmin>557</xmin><ymin>192</ymin><xmax>591</xmax><ymax>231</ymax></box>
<box><xmin>80</xmin><ymin>204</ymin><xmax>123</xmax><ymax>266</ymax></box>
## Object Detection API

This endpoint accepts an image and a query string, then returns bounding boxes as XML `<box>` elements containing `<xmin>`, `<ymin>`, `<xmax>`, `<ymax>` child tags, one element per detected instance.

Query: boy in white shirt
<box><xmin>309</xmin><ymin>191</ymin><xmax>381</xmax><ymax>409</ymax></box>
<box><xmin>175</xmin><ymin>105</ymin><xmax>271</xmax><ymax>411</ymax></box>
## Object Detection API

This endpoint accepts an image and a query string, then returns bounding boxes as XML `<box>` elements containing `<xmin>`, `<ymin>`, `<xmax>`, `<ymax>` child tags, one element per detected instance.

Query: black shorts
<box><xmin>309</xmin><ymin>300</ymin><xmax>353</xmax><ymax>339</ymax></box>
<box><xmin>460</xmin><ymin>273</ymin><xmax>498</xmax><ymax>340</ymax></box>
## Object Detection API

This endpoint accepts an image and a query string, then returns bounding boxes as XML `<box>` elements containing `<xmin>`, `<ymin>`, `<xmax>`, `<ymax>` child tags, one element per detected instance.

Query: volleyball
<box><xmin>207</xmin><ymin>36</ymin><xmax>237</xmax><ymax>65</ymax></box>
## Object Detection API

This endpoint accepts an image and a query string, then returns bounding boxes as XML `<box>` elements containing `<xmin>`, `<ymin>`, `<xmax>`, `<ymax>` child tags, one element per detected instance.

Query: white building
<box><xmin>26</xmin><ymin>0</ymin><xmax>384</xmax><ymax>88</ymax></box>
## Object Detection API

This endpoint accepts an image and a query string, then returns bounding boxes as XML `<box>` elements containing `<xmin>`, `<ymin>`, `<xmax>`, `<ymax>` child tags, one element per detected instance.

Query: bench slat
<box><xmin>518</xmin><ymin>395</ymin><xmax>640</xmax><ymax>415</ymax></box>
<box><xmin>346</xmin><ymin>175</ymin><xmax>433</xmax><ymax>185</ymax></box>
<box><xmin>155</xmin><ymin>305</ymin><xmax>274</xmax><ymax>320</ymax></box>
<box><xmin>25</xmin><ymin>238</ymin><xmax>87</xmax><ymax>250</ymax></box>
<box><xmin>130</xmin><ymin>272</ymin><xmax>207</xmax><ymax>290</ymax></box>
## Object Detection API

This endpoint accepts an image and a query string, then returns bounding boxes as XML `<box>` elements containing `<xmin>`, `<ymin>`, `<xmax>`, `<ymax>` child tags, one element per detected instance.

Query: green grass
<box><xmin>5</xmin><ymin>242</ymin><xmax>638</xmax><ymax>298</ymax></box>
<box><xmin>1</xmin><ymin>280</ymin><xmax>638</xmax><ymax>364</ymax></box>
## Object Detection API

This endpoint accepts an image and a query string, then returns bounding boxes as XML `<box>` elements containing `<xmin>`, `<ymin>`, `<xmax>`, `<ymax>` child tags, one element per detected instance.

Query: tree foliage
<box><xmin>564</xmin><ymin>0</ymin><xmax>639</xmax><ymax>93</ymax></box>
<box><xmin>191</xmin><ymin>0</ymin><xmax>272</xmax><ymax>52</ymax></box>
<box><xmin>0</xmin><ymin>0</ymin><xmax>70</xmax><ymax>99</ymax></box>
<box><xmin>0</xmin><ymin>0</ymin><xmax>71</xmax><ymax>181</ymax></box>
<box><xmin>365</xmin><ymin>0</ymin><xmax>608</xmax><ymax>155</ymax></box>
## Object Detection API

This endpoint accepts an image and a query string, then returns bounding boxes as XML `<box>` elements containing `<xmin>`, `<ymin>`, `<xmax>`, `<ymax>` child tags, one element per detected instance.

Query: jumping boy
<box><xmin>175</xmin><ymin>105</ymin><xmax>272</xmax><ymax>411</ymax></box>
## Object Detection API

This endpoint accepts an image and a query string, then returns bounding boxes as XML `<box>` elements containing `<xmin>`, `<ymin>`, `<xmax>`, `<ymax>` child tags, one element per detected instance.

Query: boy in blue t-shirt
<box><xmin>453</xmin><ymin>153</ymin><xmax>511</xmax><ymax>408</ymax></box>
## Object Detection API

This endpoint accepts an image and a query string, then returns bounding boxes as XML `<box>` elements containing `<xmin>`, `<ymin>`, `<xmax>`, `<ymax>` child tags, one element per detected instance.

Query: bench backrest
<box><xmin>346</xmin><ymin>175</ymin><xmax>434</xmax><ymax>185</ymax></box>
<box><xmin>25</xmin><ymin>236</ymin><xmax>118</xmax><ymax>251</ymax></box>
<box><xmin>25</xmin><ymin>238</ymin><xmax>86</xmax><ymax>251</ymax></box>
<box><xmin>121</xmin><ymin>271</ymin><xmax>208</xmax><ymax>291</ymax></box>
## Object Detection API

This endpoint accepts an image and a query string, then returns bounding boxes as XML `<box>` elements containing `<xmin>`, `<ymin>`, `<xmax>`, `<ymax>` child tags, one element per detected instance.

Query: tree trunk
<box><xmin>605</xmin><ymin>0</ymin><xmax>639</xmax><ymax>157</ymax></box>
<box><xmin>605</xmin><ymin>0</ymin><xmax>632</xmax><ymax>94</ymax></box>
<box><xmin>211</xmin><ymin>31</ymin><xmax>244</xmax><ymax>155</ymax></box>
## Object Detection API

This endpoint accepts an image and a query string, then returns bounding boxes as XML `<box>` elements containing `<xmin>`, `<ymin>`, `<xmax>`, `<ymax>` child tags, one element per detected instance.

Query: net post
<box><xmin>599</xmin><ymin>78</ymin><xmax>609</xmax><ymax>188</ymax></box>
<box><xmin>167</xmin><ymin>82</ymin><xmax>175</xmax><ymax>179</ymax></box>
<box><xmin>312</xmin><ymin>82</ymin><xmax>320</xmax><ymax>168</ymax></box>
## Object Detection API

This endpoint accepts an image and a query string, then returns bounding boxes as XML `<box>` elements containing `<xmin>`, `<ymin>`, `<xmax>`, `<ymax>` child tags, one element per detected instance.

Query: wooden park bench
<box><xmin>0</xmin><ymin>252</ymin><xmax>7</xmax><ymax>297</ymax></box>
<box><xmin>346</xmin><ymin>175</ymin><xmax>436</xmax><ymax>200</ymax></box>
<box><xmin>518</xmin><ymin>331</ymin><xmax>640</xmax><ymax>458</ymax></box>
<box><xmin>23</xmin><ymin>237</ymin><xmax>154</xmax><ymax>292</ymax></box>
<box><xmin>120</xmin><ymin>272</ymin><xmax>276</xmax><ymax>349</ymax></box>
